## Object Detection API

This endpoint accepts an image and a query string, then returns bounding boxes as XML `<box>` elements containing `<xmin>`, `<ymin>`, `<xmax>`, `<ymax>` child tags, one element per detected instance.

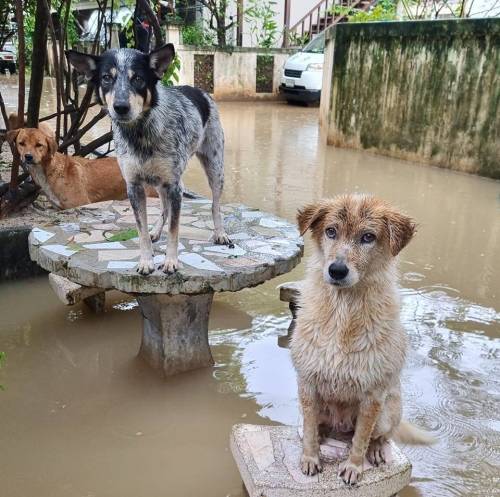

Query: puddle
<box><xmin>0</xmin><ymin>98</ymin><xmax>499</xmax><ymax>497</ymax></box>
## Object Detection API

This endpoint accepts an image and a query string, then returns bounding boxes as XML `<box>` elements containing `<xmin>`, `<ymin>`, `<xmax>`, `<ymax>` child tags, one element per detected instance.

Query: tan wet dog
<box><xmin>7</xmin><ymin>124</ymin><xmax>128</xmax><ymax>209</ymax></box>
<box><xmin>291</xmin><ymin>194</ymin><xmax>433</xmax><ymax>486</ymax></box>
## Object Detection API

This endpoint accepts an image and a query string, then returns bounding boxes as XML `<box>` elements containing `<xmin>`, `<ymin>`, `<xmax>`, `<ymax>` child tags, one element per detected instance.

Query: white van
<box><xmin>279</xmin><ymin>32</ymin><xmax>325</xmax><ymax>104</ymax></box>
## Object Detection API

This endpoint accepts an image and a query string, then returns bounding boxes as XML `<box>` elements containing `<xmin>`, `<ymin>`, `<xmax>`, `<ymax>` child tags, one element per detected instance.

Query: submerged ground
<box><xmin>0</xmin><ymin>100</ymin><xmax>499</xmax><ymax>497</ymax></box>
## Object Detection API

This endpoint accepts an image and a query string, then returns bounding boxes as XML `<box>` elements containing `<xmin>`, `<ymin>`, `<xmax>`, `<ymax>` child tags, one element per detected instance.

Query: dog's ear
<box><xmin>297</xmin><ymin>202</ymin><xmax>328</xmax><ymax>236</ymax></box>
<box><xmin>45</xmin><ymin>135</ymin><xmax>58</xmax><ymax>158</ymax></box>
<box><xmin>8</xmin><ymin>112</ymin><xmax>23</xmax><ymax>130</ymax></box>
<box><xmin>6</xmin><ymin>128</ymin><xmax>20</xmax><ymax>144</ymax></box>
<box><xmin>385</xmin><ymin>209</ymin><xmax>416</xmax><ymax>256</ymax></box>
<box><xmin>38</xmin><ymin>122</ymin><xmax>56</xmax><ymax>141</ymax></box>
<box><xmin>149</xmin><ymin>43</ymin><xmax>175</xmax><ymax>79</ymax></box>
<box><xmin>66</xmin><ymin>50</ymin><xmax>100</xmax><ymax>79</ymax></box>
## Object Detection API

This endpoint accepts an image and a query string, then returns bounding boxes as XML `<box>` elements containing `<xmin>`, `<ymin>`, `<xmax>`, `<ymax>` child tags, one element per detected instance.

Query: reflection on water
<box><xmin>0</xmin><ymin>97</ymin><xmax>499</xmax><ymax>497</ymax></box>
<box><xmin>214</xmin><ymin>289</ymin><xmax>500</xmax><ymax>497</ymax></box>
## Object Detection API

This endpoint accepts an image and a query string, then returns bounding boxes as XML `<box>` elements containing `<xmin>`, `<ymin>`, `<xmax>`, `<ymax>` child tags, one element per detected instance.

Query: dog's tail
<box><xmin>393</xmin><ymin>420</ymin><xmax>436</xmax><ymax>445</ymax></box>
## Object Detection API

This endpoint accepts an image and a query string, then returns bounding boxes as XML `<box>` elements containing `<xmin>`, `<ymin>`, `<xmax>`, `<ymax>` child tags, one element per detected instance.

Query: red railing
<box><xmin>288</xmin><ymin>0</ymin><xmax>378</xmax><ymax>45</ymax></box>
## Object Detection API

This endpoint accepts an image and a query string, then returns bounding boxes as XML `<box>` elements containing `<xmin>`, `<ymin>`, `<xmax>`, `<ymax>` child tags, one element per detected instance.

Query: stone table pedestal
<box><xmin>28</xmin><ymin>198</ymin><xmax>303</xmax><ymax>377</ymax></box>
<box><xmin>137</xmin><ymin>292</ymin><xmax>214</xmax><ymax>376</ymax></box>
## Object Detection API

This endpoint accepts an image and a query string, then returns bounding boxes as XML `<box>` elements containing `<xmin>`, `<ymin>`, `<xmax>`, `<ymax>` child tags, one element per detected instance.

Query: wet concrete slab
<box><xmin>231</xmin><ymin>424</ymin><xmax>411</xmax><ymax>497</ymax></box>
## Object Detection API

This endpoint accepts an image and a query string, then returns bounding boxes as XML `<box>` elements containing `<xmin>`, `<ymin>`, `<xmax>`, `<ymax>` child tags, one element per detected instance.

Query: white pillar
<box><xmin>165</xmin><ymin>24</ymin><xmax>181</xmax><ymax>46</ymax></box>
<box><xmin>110</xmin><ymin>22</ymin><xmax>121</xmax><ymax>49</ymax></box>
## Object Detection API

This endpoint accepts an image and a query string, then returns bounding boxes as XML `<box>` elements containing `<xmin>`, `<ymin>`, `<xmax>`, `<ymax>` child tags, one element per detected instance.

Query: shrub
<box><xmin>181</xmin><ymin>23</ymin><xmax>215</xmax><ymax>47</ymax></box>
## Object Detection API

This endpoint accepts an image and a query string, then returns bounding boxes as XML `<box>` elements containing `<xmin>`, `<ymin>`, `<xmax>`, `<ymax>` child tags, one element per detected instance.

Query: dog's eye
<box><xmin>18</xmin><ymin>141</ymin><xmax>25</xmax><ymax>146</ymax></box>
<box><xmin>361</xmin><ymin>233</ymin><xmax>376</xmax><ymax>244</ymax></box>
<box><xmin>35</xmin><ymin>143</ymin><xmax>43</xmax><ymax>148</ymax></box>
<box><xmin>325</xmin><ymin>227</ymin><xmax>336</xmax><ymax>239</ymax></box>
<box><xmin>132</xmin><ymin>75</ymin><xmax>144</xmax><ymax>85</ymax></box>
<box><xmin>102</xmin><ymin>74</ymin><xmax>112</xmax><ymax>83</ymax></box>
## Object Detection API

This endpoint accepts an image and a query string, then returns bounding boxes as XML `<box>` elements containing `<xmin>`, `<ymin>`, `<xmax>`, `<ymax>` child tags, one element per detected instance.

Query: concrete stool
<box><xmin>48</xmin><ymin>273</ymin><xmax>106</xmax><ymax>313</ymax></box>
<box><xmin>230</xmin><ymin>424</ymin><xmax>411</xmax><ymax>497</ymax></box>
<box><xmin>277</xmin><ymin>281</ymin><xmax>303</xmax><ymax>347</ymax></box>
<box><xmin>278</xmin><ymin>281</ymin><xmax>302</xmax><ymax>328</ymax></box>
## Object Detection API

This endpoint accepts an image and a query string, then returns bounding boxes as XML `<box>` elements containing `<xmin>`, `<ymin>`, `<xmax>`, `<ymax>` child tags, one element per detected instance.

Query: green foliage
<box><xmin>66</xmin><ymin>242</ymin><xmax>84</xmax><ymax>252</ymax></box>
<box><xmin>165</xmin><ymin>13</ymin><xmax>184</xmax><ymax>25</ymax></box>
<box><xmin>123</xmin><ymin>17</ymin><xmax>135</xmax><ymax>48</ymax></box>
<box><xmin>105</xmin><ymin>228</ymin><xmax>138</xmax><ymax>242</ymax></box>
<box><xmin>23</xmin><ymin>0</ymin><xmax>80</xmax><ymax>63</ymax></box>
<box><xmin>287</xmin><ymin>31</ymin><xmax>309</xmax><ymax>47</ymax></box>
<box><xmin>181</xmin><ymin>22</ymin><xmax>215</xmax><ymax>47</ymax></box>
<box><xmin>327</xmin><ymin>0</ymin><xmax>396</xmax><ymax>22</ymax></box>
<box><xmin>245</xmin><ymin>0</ymin><xmax>279</xmax><ymax>49</ymax></box>
<box><xmin>162</xmin><ymin>53</ymin><xmax>181</xmax><ymax>87</ymax></box>
<box><xmin>329</xmin><ymin>4</ymin><xmax>354</xmax><ymax>17</ymax></box>
<box><xmin>349</xmin><ymin>0</ymin><xmax>397</xmax><ymax>22</ymax></box>
<box><xmin>256</xmin><ymin>54</ymin><xmax>273</xmax><ymax>91</ymax></box>
<box><xmin>22</xmin><ymin>0</ymin><xmax>36</xmax><ymax>63</ymax></box>
<box><xmin>66</xmin><ymin>9</ymin><xmax>80</xmax><ymax>48</ymax></box>
<box><xmin>0</xmin><ymin>351</ymin><xmax>5</xmax><ymax>390</ymax></box>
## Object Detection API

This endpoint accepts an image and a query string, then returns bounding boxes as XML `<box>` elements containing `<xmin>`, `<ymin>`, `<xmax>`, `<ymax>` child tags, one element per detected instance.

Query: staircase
<box><xmin>288</xmin><ymin>0</ymin><xmax>378</xmax><ymax>46</ymax></box>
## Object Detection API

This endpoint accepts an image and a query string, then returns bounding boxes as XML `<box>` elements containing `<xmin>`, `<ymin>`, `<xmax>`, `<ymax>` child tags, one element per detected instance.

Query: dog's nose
<box><xmin>24</xmin><ymin>153</ymin><xmax>33</xmax><ymax>163</ymax></box>
<box><xmin>113</xmin><ymin>102</ymin><xmax>130</xmax><ymax>116</ymax></box>
<box><xmin>328</xmin><ymin>262</ymin><xmax>349</xmax><ymax>281</ymax></box>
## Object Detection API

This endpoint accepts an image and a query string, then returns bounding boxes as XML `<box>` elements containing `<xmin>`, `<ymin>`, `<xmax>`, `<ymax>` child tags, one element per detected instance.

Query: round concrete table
<box><xmin>28</xmin><ymin>197</ymin><xmax>303</xmax><ymax>377</ymax></box>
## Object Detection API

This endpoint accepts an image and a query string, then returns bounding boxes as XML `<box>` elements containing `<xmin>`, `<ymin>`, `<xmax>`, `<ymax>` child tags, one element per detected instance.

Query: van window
<box><xmin>302</xmin><ymin>33</ymin><xmax>325</xmax><ymax>54</ymax></box>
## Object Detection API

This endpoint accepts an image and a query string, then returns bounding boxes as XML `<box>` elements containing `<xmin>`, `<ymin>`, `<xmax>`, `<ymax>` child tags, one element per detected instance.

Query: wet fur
<box><xmin>66</xmin><ymin>44</ymin><xmax>230</xmax><ymax>274</ymax></box>
<box><xmin>7</xmin><ymin>125</ymin><xmax>130</xmax><ymax>209</ymax></box>
<box><xmin>291</xmin><ymin>194</ymin><xmax>432</xmax><ymax>485</ymax></box>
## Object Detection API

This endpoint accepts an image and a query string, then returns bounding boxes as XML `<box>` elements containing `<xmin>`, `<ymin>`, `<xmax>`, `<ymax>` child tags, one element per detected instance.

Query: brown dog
<box><xmin>291</xmin><ymin>194</ymin><xmax>433</xmax><ymax>485</ymax></box>
<box><xmin>6</xmin><ymin>124</ymin><xmax>128</xmax><ymax>209</ymax></box>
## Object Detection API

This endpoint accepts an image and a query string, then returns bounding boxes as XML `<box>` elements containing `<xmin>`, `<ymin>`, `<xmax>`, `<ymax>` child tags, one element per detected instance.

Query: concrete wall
<box><xmin>176</xmin><ymin>46</ymin><xmax>294</xmax><ymax>100</ymax></box>
<box><xmin>321</xmin><ymin>19</ymin><xmax>500</xmax><ymax>179</ymax></box>
<box><xmin>0</xmin><ymin>227</ymin><xmax>46</xmax><ymax>282</ymax></box>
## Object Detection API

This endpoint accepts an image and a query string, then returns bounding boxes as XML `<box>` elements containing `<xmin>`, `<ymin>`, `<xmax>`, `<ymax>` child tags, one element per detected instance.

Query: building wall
<box><xmin>176</xmin><ymin>46</ymin><xmax>295</xmax><ymax>99</ymax></box>
<box><xmin>321</xmin><ymin>19</ymin><xmax>500</xmax><ymax>179</ymax></box>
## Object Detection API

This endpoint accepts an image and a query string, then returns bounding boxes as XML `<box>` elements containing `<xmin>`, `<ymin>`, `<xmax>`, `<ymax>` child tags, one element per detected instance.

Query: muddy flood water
<box><xmin>0</xmin><ymin>96</ymin><xmax>499</xmax><ymax>497</ymax></box>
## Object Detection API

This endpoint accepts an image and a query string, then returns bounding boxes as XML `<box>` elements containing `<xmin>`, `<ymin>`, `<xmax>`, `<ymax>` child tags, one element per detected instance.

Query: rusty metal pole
<box><xmin>282</xmin><ymin>0</ymin><xmax>291</xmax><ymax>47</ymax></box>
<box><xmin>10</xmin><ymin>0</ymin><xmax>25</xmax><ymax>194</ymax></box>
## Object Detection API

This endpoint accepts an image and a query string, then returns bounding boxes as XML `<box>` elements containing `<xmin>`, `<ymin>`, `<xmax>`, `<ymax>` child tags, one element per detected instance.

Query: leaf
<box><xmin>67</xmin><ymin>243</ymin><xmax>84</xmax><ymax>252</ymax></box>
<box><xmin>105</xmin><ymin>228</ymin><xmax>138</xmax><ymax>242</ymax></box>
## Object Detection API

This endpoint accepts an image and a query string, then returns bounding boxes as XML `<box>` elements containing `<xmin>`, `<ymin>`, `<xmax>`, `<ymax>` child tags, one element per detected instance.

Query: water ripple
<box><xmin>212</xmin><ymin>286</ymin><xmax>500</xmax><ymax>497</ymax></box>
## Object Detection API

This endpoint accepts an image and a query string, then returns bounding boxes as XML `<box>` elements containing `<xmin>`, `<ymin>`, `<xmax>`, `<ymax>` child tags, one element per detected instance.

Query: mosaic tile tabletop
<box><xmin>28</xmin><ymin>198</ymin><xmax>304</xmax><ymax>295</ymax></box>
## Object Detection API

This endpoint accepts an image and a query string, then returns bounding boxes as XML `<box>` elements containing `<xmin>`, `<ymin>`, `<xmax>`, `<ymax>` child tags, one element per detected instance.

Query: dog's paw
<box><xmin>137</xmin><ymin>258</ymin><xmax>155</xmax><ymax>275</ymax></box>
<box><xmin>149</xmin><ymin>228</ymin><xmax>162</xmax><ymax>243</ymax></box>
<box><xmin>338</xmin><ymin>458</ymin><xmax>363</xmax><ymax>486</ymax></box>
<box><xmin>300</xmin><ymin>454</ymin><xmax>323</xmax><ymax>476</ymax></box>
<box><xmin>367</xmin><ymin>438</ymin><xmax>387</xmax><ymax>467</ymax></box>
<box><xmin>212</xmin><ymin>230</ymin><xmax>233</xmax><ymax>247</ymax></box>
<box><xmin>162</xmin><ymin>257</ymin><xmax>179</xmax><ymax>274</ymax></box>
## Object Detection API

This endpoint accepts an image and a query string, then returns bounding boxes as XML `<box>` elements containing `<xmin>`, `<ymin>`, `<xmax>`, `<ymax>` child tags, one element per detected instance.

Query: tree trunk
<box><xmin>236</xmin><ymin>0</ymin><xmax>243</xmax><ymax>46</ymax></box>
<box><xmin>27</xmin><ymin>0</ymin><xmax>49</xmax><ymax>128</ymax></box>
<box><xmin>216</xmin><ymin>9</ymin><xmax>226</xmax><ymax>47</ymax></box>
<box><xmin>217</xmin><ymin>25</ymin><xmax>226</xmax><ymax>47</ymax></box>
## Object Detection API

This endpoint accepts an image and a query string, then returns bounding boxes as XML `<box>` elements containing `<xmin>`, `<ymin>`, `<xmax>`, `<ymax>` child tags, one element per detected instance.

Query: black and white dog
<box><xmin>66</xmin><ymin>44</ymin><xmax>230</xmax><ymax>275</ymax></box>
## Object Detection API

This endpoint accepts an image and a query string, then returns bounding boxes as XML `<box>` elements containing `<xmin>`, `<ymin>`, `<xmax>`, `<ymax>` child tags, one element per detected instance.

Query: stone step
<box><xmin>48</xmin><ymin>273</ymin><xmax>106</xmax><ymax>312</ymax></box>
<box><xmin>278</xmin><ymin>280</ymin><xmax>303</xmax><ymax>304</ymax></box>
<box><xmin>230</xmin><ymin>424</ymin><xmax>411</xmax><ymax>497</ymax></box>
